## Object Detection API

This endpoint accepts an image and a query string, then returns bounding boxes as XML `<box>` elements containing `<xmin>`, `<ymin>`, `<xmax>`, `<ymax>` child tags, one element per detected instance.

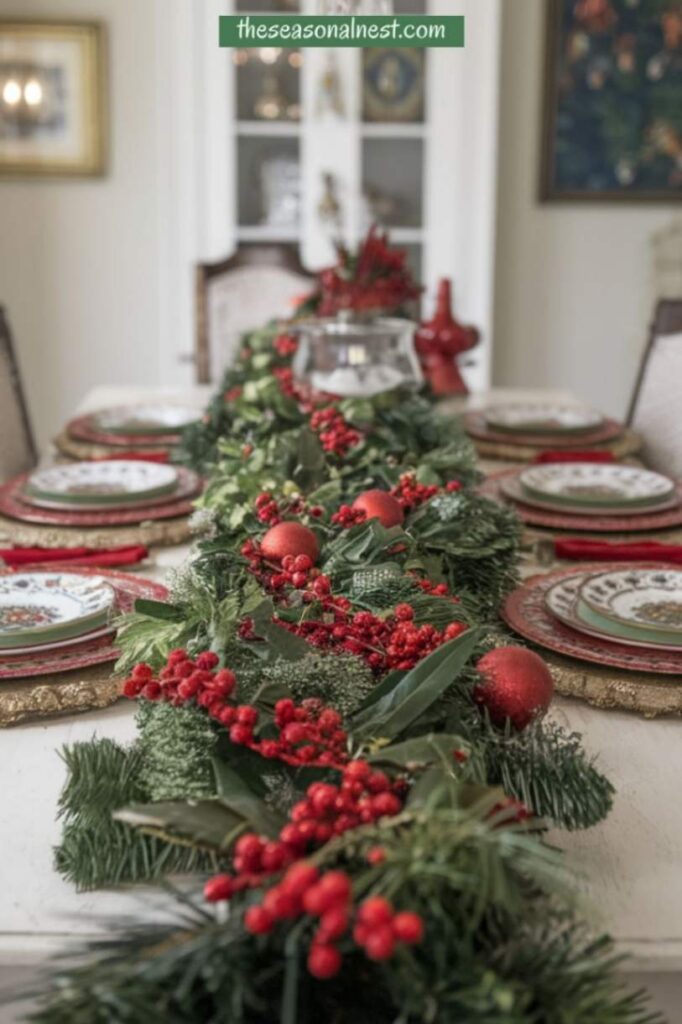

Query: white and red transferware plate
<box><xmin>463</xmin><ymin>410</ymin><xmax>624</xmax><ymax>449</ymax></box>
<box><xmin>0</xmin><ymin>568</ymin><xmax>169</xmax><ymax>680</ymax></box>
<box><xmin>502</xmin><ymin>563</ymin><xmax>682</xmax><ymax>675</ymax></box>
<box><xmin>481</xmin><ymin>470</ymin><xmax>682</xmax><ymax>534</ymax></box>
<box><xmin>0</xmin><ymin>467</ymin><xmax>202</xmax><ymax>527</ymax></box>
<box><xmin>66</xmin><ymin>412</ymin><xmax>184</xmax><ymax>448</ymax></box>
<box><xmin>545</xmin><ymin>574</ymin><xmax>682</xmax><ymax>653</ymax></box>
<box><xmin>498</xmin><ymin>472</ymin><xmax>680</xmax><ymax>518</ymax></box>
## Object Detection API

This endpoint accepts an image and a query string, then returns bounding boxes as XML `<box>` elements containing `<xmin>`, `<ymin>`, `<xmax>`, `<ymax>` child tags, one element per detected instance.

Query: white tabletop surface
<box><xmin>1</xmin><ymin>387</ymin><xmax>681</xmax><ymax>978</ymax></box>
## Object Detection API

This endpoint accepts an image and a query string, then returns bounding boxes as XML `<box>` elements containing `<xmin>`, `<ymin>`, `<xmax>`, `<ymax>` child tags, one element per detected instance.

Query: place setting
<box><xmin>502</xmin><ymin>562</ymin><xmax>682</xmax><ymax>716</ymax></box>
<box><xmin>54</xmin><ymin>402</ymin><xmax>201</xmax><ymax>461</ymax></box>
<box><xmin>480</xmin><ymin>461</ymin><xmax>682</xmax><ymax>534</ymax></box>
<box><xmin>0</xmin><ymin>566</ymin><xmax>168</xmax><ymax>727</ymax></box>
<box><xmin>463</xmin><ymin>401</ymin><xmax>641</xmax><ymax>462</ymax></box>
<box><xmin>0</xmin><ymin>459</ymin><xmax>203</xmax><ymax>551</ymax></box>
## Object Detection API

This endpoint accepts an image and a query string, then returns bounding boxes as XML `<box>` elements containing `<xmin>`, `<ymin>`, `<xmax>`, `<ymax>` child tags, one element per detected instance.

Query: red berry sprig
<box><xmin>280</xmin><ymin>602</ymin><xmax>468</xmax><ymax>675</ymax></box>
<box><xmin>274</xmin><ymin>333</ymin><xmax>298</xmax><ymax>358</ymax></box>
<box><xmin>390</xmin><ymin>472</ymin><xmax>462</xmax><ymax>513</ymax></box>
<box><xmin>207</xmin><ymin>856</ymin><xmax>424</xmax><ymax>981</ymax></box>
<box><xmin>310</xmin><ymin>408</ymin><xmax>362</xmax><ymax>458</ymax></box>
<box><xmin>331</xmin><ymin>504</ymin><xmax>368</xmax><ymax>529</ymax></box>
<box><xmin>203</xmin><ymin>759</ymin><xmax>406</xmax><ymax>915</ymax></box>
<box><xmin>122</xmin><ymin>655</ymin><xmax>349</xmax><ymax>769</ymax></box>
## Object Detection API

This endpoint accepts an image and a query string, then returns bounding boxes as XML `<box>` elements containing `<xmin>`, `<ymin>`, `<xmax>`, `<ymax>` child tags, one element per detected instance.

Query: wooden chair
<box><xmin>627</xmin><ymin>300</ymin><xmax>682</xmax><ymax>476</ymax></box>
<box><xmin>195</xmin><ymin>245</ymin><xmax>315</xmax><ymax>384</ymax></box>
<box><xmin>0</xmin><ymin>308</ymin><xmax>36</xmax><ymax>483</ymax></box>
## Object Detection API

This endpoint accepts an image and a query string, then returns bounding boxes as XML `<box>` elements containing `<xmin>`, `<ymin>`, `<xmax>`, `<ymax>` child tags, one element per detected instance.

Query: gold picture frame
<box><xmin>0</xmin><ymin>21</ymin><xmax>107</xmax><ymax>178</ymax></box>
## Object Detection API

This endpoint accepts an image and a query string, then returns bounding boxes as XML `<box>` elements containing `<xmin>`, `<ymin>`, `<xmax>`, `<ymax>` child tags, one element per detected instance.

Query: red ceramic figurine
<box><xmin>415</xmin><ymin>278</ymin><xmax>480</xmax><ymax>396</ymax></box>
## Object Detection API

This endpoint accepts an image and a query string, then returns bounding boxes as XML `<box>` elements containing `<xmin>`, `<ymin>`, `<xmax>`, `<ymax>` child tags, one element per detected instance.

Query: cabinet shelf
<box><xmin>237</xmin><ymin>120</ymin><xmax>301</xmax><ymax>138</ymax></box>
<box><xmin>237</xmin><ymin>225</ymin><xmax>301</xmax><ymax>243</ymax></box>
<box><xmin>391</xmin><ymin>228</ymin><xmax>424</xmax><ymax>244</ymax></box>
<box><xmin>360</xmin><ymin>123</ymin><xmax>427</xmax><ymax>139</ymax></box>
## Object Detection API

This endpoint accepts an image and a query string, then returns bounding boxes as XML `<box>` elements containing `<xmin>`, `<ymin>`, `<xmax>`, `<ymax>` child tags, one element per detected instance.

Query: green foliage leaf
<box><xmin>133</xmin><ymin>598</ymin><xmax>184</xmax><ymax>622</ymax></box>
<box><xmin>368</xmin><ymin>733</ymin><xmax>470</xmax><ymax>771</ymax></box>
<box><xmin>211</xmin><ymin>758</ymin><xmax>286</xmax><ymax>837</ymax></box>
<box><xmin>114</xmin><ymin>800</ymin><xmax>247</xmax><ymax>850</ymax></box>
<box><xmin>353</xmin><ymin>628</ymin><xmax>481</xmax><ymax>740</ymax></box>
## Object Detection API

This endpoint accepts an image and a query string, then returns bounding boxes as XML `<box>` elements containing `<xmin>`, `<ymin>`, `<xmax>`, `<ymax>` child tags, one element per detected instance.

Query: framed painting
<box><xmin>541</xmin><ymin>0</ymin><xmax>682</xmax><ymax>201</ymax></box>
<box><xmin>0</xmin><ymin>21</ymin><xmax>107</xmax><ymax>178</ymax></box>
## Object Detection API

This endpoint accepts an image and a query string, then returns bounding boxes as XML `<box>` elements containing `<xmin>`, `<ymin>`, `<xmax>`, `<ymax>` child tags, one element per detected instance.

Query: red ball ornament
<box><xmin>473</xmin><ymin>646</ymin><xmax>553</xmax><ymax>730</ymax></box>
<box><xmin>261</xmin><ymin>522</ymin><xmax>320</xmax><ymax>564</ymax></box>
<box><xmin>352</xmin><ymin>490</ymin><xmax>404</xmax><ymax>528</ymax></box>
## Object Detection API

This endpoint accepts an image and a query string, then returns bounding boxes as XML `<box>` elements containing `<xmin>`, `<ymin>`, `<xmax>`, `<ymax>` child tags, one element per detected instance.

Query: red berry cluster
<box><xmin>273</xmin><ymin>366</ymin><xmax>314</xmax><ymax>411</ymax></box>
<box><xmin>240</xmin><ymin>541</ymin><xmax>330</xmax><ymax>602</ymax></box>
<box><xmin>390</xmin><ymin>473</ymin><xmax>463</xmax><ymax>513</ymax></box>
<box><xmin>413</xmin><ymin>577</ymin><xmax>450</xmax><ymax>596</ymax></box>
<box><xmin>331</xmin><ymin>504</ymin><xmax>368</xmax><ymax>528</ymax></box>
<box><xmin>251</xmin><ymin>493</ymin><xmax>324</xmax><ymax>529</ymax></box>
<box><xmin>224</xmin><ymin>386</ymin><xmax>243</xmax><ymax>402</ymax></box>
<box><xmin>121</xmin><ymin>649</ymin><xmax>229</xmax><ymax>707</ymax></box>
<box><xmin>122</xmin><ymin>653</ymin><xmax>348</xmax><ymax>769</ymax></box>
<box><xmin>204</xmin><ymin>760</ymin><xmax>406</xmax><ymax>917</ymax></box>
<box><xmin>265</xmin><ymin>697</ymin><xmax>349</xmax><ymax>768</ymax></box>
<box><xmin>282</xmin><ymin>601</ymin><xmax>468</xmax><ymax>675</ymax></box>
<box><xmin>254</xmin><ymin>492</ymin><xmax>283</xmax><ymax>525</ymax></box>
<box><xmin>208</xmin><ymin>858</ymin><xmax>423</xmax><ymax>981</ymax></box>
<box><xmin>390</xmin><ymin>473</ymin><xmax>439</xmax><ymax>512</ymax></box>
<box><xmin>310</xmin><ymin>407</ymin><xmax>362</xmax><ymax>458</ymax></box>
<box><xmin>489</xmin><ymin>797</ymin><xmax>532</xmax><ymax>824</ymax></box>
<box><xmin>289</xmin><ymin>760</ymin><xmax>405</xmax><ymax>845</ymax></box>
<box><xmin>274</xmin><ymin>332</ymin><xmax>298</xmax><ymax>358</ymax></box>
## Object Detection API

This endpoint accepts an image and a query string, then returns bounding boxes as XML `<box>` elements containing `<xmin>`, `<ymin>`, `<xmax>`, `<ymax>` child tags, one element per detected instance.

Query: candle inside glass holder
<box><xmin>293</xmin><ymin>315</ymin><xmax>422</xmax><ymax>398</ymax></box>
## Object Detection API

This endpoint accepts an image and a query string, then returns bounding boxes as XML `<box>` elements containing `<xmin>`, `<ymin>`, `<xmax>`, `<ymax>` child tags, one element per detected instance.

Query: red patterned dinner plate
<box><xmin>463</xmin><ymin>410</ymin><xmax>624</xmax><ymax>449</ymax></box>
<box><xmin>480</xmin><ymin>470</ymin><xmax>682</xmax><ymax>534</ymax></box>
<box><xmin>66</xmin><ymin>412</ymin><xmax>183</xmax><ymax>448</ymax></box>
<box><xmin>501</xmin><ymin>563</ymin><xmax>682</xmax><ymax>675</ymax></box>
<box><xmin>0</xmin><ymin>568</ymin><xmax>168</xmax><ymax>680</ymax></box>
<box><xmin>0</xmin><ymin>467</ymin><xmax>202</xmax><ymax>528</ymax></box>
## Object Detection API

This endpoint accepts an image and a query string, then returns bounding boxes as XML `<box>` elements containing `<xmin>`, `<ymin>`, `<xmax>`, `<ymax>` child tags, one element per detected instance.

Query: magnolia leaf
<box><xmin>211</xmin><ymin>759</ymin><xmax>285</xmax><ymax>837</ymax></box>
<box><xmin>406</xmin><ymin>768</ymin><xmax>504</xmax><ymax>815</ymax></box>
<box><xmin>307</xmin><ymin>479</ymin><xmax>342</xmax><ymax>506</ymax></box>
<box><xmin>114</xmin><ymin>800</ymin><xmax>245</xmax><ymax>850</ymax></box>
<box><xmin>368</xmin><ymin>733</ymin><xmax>470</xmax><ymax>771</ymax></box>
<box><xmin>294</xmin><ymin>428</ymin><xmax>326</xmax><ymax>490</ymax></box>
<box><xmin>133</xmin><ymin>599</ymin><xmax>184</xmax><ymax>622</ymax></box>
<box><xmin>263</xmin><ymin>621</ymin><xmax>310</xmax><ymax>661</ymax></box>
<box><xmin>353</xmin><ymin>628</ymin><xmax>481</xmax><ymax>741</ymax></box>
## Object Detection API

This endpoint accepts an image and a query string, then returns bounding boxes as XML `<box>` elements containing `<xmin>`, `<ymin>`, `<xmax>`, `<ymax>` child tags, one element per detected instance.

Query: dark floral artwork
<box><xmin>541</xmin><ymin>0</ymin><xmax>682</xmax><ymax>200</ymax></box>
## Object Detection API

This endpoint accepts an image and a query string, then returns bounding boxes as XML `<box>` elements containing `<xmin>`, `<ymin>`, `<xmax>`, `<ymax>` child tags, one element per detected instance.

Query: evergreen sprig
<box><xmin>31</xmin><ymin>797</ymin><xmax>662</xmax><ymax>1024</ymax></box>
<box><xmin>54</xmin><ymin>740</ymin><xmax>219</xmax><ymax>891</ymax></box>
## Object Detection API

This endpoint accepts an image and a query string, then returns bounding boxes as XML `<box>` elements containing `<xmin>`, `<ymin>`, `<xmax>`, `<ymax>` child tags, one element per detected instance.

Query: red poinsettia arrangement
<box><xmin>312</xmin><ymin>226</ymin><xmax>422</xmax><ymax>318</ymax></box>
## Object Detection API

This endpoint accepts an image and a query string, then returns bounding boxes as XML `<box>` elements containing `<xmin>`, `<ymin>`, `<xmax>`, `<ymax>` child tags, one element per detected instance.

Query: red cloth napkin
<box><xmin>0</xmin><ymin>545</ymin><xmax>149</xmax><ymax>569</ymax></box>
<box><xmin>555</xmin><ymin>539</ymin><xmax>682</xmax><ymax>564</ymax></box>
<box><xmin>533</xmin><ymin>451</ymin><xmax>616</xmax><ymax>464</ymax></box>
<box><xmin>92</xmin><ymin>451</ymin><xmax>170</xmax><ymax>463</ymax></box>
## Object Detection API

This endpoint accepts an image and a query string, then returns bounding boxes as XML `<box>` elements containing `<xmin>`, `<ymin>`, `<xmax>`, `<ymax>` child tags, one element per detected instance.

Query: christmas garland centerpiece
<box><xmin>31</xmin><ymin>233</ymin><xmax>661</xmax><ymax>1024</ymax></box>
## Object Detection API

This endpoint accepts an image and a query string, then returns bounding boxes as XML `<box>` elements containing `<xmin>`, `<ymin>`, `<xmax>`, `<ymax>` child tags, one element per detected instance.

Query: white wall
<box><xmin>0</xmin><ymin>0</ymin><xmax>164</xmax><ymax>447</ymax></box>
<box><xmin>493</xmin><ymin>0</ymin><xmax>679</xmax><ymax>419</ymax></box>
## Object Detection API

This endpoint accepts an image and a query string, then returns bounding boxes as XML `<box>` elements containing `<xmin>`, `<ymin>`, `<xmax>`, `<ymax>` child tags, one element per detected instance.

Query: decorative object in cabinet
<box><xmin>316</xmin><ymin>53</ymin><xmax>346</xmax><ymax>118</ymax></box>
<box><xmin>362</xmin><ymin>48</ymin><xmax>425</xmax><ymax>123</ymax></box>
<box><xmin>260</xmin><ymin>153</ymin><xmax>301</xmax><ymax>229</ymax></box>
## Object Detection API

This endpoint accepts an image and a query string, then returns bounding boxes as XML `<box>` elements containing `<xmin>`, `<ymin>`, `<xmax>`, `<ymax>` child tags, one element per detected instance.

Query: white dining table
<box><xmin>1</xmin><ymin>386</ymin><xmax>680</xmax><ymax>1022</ymax></box>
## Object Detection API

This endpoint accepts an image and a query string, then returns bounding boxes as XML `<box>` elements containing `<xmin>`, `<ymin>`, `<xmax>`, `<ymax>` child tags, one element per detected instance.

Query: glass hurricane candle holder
<box><xmin>292</xmin><ymin>314</ymin><xmax>422</xmax><ymax>398</ymax></box>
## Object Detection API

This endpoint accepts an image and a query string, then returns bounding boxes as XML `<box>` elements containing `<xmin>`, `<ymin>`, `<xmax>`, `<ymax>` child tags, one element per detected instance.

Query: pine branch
<box><xmin>484</xmin><ymin>718</ymin><xmax>615</xmax><ymax>831</ymax></box>
<box><xmin>30</xmin><ymin>801</ymin><xmax>662</xmax><ymax>1024</ymax></box>
<box><xmin>54</xmin><ymin>739</ymin><xmax>219</xmax><ymax>891</ymax></box>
